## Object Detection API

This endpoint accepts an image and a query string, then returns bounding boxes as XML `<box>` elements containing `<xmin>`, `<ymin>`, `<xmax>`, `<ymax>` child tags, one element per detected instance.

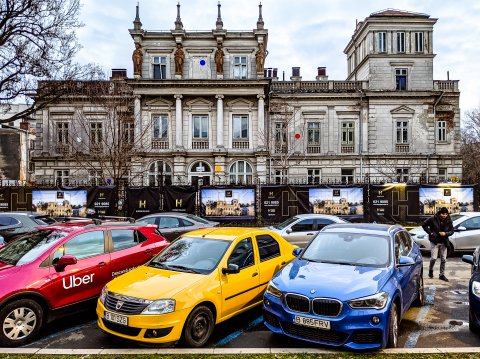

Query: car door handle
<box><xmin>307</xmin><ymin>233</ymin><xmax>314</xmax><ymax>235</ymax></box>
<box><xmin>281</xmin><ymin>261</ymin><xmax>286</xmax><ymax>265</ymax></box>
<box><xmin>97</xmin><ymin>261</ymin><xmax>106</xmax><ymax>267</ymax></box>
<box><xmin>144</xmin><ymin>249</ymin><xmax>153</xmax><ymax>254</ymax></box>
<box><xmin>252</xmin><ymin>272</ymin><xmax>258</xmax><ymax>277</ymax></box>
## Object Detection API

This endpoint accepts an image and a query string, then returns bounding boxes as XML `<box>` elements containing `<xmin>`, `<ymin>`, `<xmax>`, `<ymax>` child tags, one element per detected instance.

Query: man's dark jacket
<box><xmin>422</xmin><ymin>212</ymin><xmax>454</xmax><ymax>245</ymax></box>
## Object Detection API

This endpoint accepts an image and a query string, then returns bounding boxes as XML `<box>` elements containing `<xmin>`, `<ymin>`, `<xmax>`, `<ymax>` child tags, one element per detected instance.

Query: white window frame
<box><xmin>122</xmin><ymin>121</ymin><xmax>134</xmax><ymax>145</ymax></box>
<box><xmin>341</xmin><ymin>122</ymin><xmax>355</xmax><ymax>145</ymax></box>
<box><xmin>414</xmin><ymin>32</ymin><xmax>424</xmax><ymax>52</ymax></box>
<box><xmin>438</xmin><ymin>168</ymin><xmax>448</xmax><ymax>182</ymax></box>
<box><xmin>152</xmin><ymin>115</ymin><xmax>168</xmax><ymax>139</ymax></box>
<box><xmin>148</xmin><ymin>160</ymin><xmax>172</xmax><ymax>186</ymax></box>
<box><xmin>232</xmin><ymin>115</ymin><xmax>249</xmax><ymax>140</ymax></box>
<box><xmin>307</xmin><ymin>122</ymin><xmax>321</xmax><ymax>145</ymax></box>
<box><xmin>396</xmin><ymin>120</ymin><xmax>409</xmax><ymax>144</ymax></box>
<box><xmin>378</xmin><ymin>32</ymin><xmax>387</xmax><ymax>52</ymax></box>
<box><xmin>396</xmin><ymin>168</ymin><xmax>409</xmax><ymax>183</ymax></box>
<box><xmin>56</xmin><ymin>169</ymin><xmax>70</xmax><ymax>186</ymax></box>
<box><xmin>308</xmin><ymin>169</ymin><xmax>321</xmax><ymax>184</ymax></box>
<box><xmin>396</xmin><ymin>32</ymin><xmax>405</xmax><ymax>52</ymax></box>
<box><xmin>395</xmin><ymin>68</ymin><xmax>408</xmax><ymax>90</ymax></box>
<box><xmin>233</xmin><ymin>56</ymin><xmax>247</xmax><ymax>79</ymax></box>
<box><xmin>152</xmin><ymin>56</ymin><xmax>167</xmax><ymax>79</ymax></box>
<box><xmin>437</xmin><ymin>120</ymin><xmax>447</xmax><ymax>142</ymax></box>
<box><xmin>57</xmin><ymin>122</ymin><xmax>69</xmax><ymax>144</ymax></box>
<box><xmin>341</xmin><ymin>169</ymin><xmax>354</xmax><ymax>184</ymax></box>
<box><xmin>193</xmin><ymin>115</ymin><xmax>209</xmax><ymax>139</ymax></box>
<box><xmin>229</xmin><ymin>160</ymin><xmax>253</xmax><ymax>184</ymax></box>
<box><xmin>90</xmin><ymin>122</ymin><xmax>103</xmax><ymax>145</ymax></box>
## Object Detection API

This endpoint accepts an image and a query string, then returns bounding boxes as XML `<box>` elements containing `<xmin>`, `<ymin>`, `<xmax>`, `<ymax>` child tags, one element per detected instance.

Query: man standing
<box><xmin>422</xmin><ymin>207</ymin><xmax>454</xmax><ymax>282</ymax></box>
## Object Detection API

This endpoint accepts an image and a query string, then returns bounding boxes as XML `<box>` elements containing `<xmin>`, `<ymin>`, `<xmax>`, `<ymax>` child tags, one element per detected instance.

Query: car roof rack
<box><xmin>97</xmin><ymin>215</ymin><xmax>136</xmax><ymax>223</ymax></box>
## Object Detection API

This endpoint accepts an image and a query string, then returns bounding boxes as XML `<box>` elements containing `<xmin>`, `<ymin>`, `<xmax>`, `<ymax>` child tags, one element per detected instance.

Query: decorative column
<box><xmin>134</xmin><ymin>95</ymin><xmax>142</xmax><ymax>145</ymax></box>
<box><xmin>174</xmin><ymin>95</ymin><xmax>183</xmax><ymax>148</ymax></box>
<box><xmin>216</xmin><ymin>95</ymin><xmax>224</xmax><ymax>148</ymax></box>
<box><xmin>257</xmin><ymin>94</ymin><xmax>265</xmax><ymax>147</ymax></box>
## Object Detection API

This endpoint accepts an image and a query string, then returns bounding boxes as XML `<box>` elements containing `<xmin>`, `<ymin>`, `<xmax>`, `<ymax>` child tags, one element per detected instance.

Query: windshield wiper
<box><xmin>0</xmin><ymin>257</ymin><xmax>16</xmax><ymax>265</ymax></box>
<box><xmin>166</xmin><ymin>265</ymin><xmax>201</xmax><ymax>274</ymax></box>
<box><xmin>148</xmin><ymin>262</ymin><xmax>169</xmax><ymax>269</ymax></box>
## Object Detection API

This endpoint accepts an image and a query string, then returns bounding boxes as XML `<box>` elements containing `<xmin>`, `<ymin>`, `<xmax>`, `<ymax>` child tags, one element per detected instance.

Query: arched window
<box><xmin>229</xmin><ymin>160</ymin><xmax>253</xmax><ymax>184</ymax></box>
<box><xmin>189</xmin><ymin>161</ymin><xmax>212</xmax><ymax>186</ymax></box>
<box><xmin>148</xmin><ymin>161</ymin><xmax>172</xmax><ymax>186</ymax></box>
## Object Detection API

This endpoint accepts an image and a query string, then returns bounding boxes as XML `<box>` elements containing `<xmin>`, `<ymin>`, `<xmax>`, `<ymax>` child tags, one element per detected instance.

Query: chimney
<box><xmin>316</xmin><ymin>67</ymin><xmax>328</xmax><ymax>81</ymax></box>
<box><xmin>263</xmin><ymin>67</ymin><xmax>279</xmax><ymax>81</ymax></box>
<box><xmin>290</xmin><ymin>67</ymin><xmax>301</xmax><ymax>81</ymax></box>
<box><xmin>111</xmin><ymin>69</ymin><xmax>127</xmax><ymax>80</ymax></box>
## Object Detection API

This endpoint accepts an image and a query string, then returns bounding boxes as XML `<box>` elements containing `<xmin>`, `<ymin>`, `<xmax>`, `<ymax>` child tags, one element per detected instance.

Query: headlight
<box><xmin>99</xmin><ymin>285</ymin><xmax>108</xmax><ymax>304</ymax></box>
<box><xmin>265</xmin><ymin>281</ymin><xmax>283</xmax><ymax>298</ymax></box>
<box><xmin>348</xmin><ymin>292</ymin><xmax>388</xmax><ymax>309</ymax></box>
<box><xmin>142</xmin><ymin>299</ymin><xmax>176</xmax><ymax>315</ymax></box>
<box><xmin>416</xmin><ymin>234</ymin><xmax>425</xmax><ymax>239</ymax></box>
<box><xmin>472</xmin><ymin>281</ymin><xmax>480</xmax><ymax>297</ymax></box>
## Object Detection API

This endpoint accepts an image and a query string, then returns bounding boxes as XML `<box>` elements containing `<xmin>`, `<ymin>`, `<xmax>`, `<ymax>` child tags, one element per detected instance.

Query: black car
<box><xmin>462</xmin><ymin>249</ymin><xmax>480</xmax><ymax>332</ymax></box>
<box><xmin>0</xmin><ymin>212</ymin><xmax>56</xmax><ymax>242</ymax></box>
<box><xmin>136</xmin><ymin>212</ymin><xmax>219</xmax><ymax>241</ymax></box>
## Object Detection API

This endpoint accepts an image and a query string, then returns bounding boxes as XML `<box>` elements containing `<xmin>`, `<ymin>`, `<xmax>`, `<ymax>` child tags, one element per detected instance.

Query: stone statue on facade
<box><xmin>174</xmin><ymin>43</ymin><xmax>185</xmax><ymax>75</ymax></box>
<box><xmin>132</xmin><ymin>43</ymin><xmax>143</xmax><ymax>77</ymax></box>
<box><xmin>214</xmin><ymin>44</ymin><xmax>225</xmax><ymax>74</ymax></box>
<box><xmin>255</xmin><ymin>42</ymin><xmax>266</xmax><ymax>73</ymax></box>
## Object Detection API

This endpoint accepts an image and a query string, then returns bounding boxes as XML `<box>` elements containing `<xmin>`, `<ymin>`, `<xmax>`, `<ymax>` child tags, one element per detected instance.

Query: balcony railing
<box><xmin>89</xmin><ymin>144</ymin><xmax>103</xmax><ymax>153</ymax></box>
<box><xmin>434</xmin><ymin>80</ymin><xmax>459</xmax><ymax>91</ymax></box>
<box><xmin>341</xmin><ymin>145</ymin><xmax>355</xmax><ymax>153</ymax></box>
<box><xmin>270</xmin><ymin>80</ymin><xmax>365</xmax><ymax>93</ymax></box>
<box><xmin>307</xmin><ymin>145</ymin><xmax>322</xmax><ymax>154</ymax></box>
<box><xmin>152</xmin><ymin>139</ymin><xmax>169</xmax><ymax>149</ymax></box>
<box><xmin>192</xmin><ymin>139</ymin><xmax>209</xmax><ymax>149</ymax></box>
<box><xmin>55</xmin><ymin>144</ymin><xmax>69</xmax><ymax>154</ymax></box>
<box><xmin>232</xmin><ymin>140</ymin><xmax>249</xmax><ymax>149</ymax></box>
<box><xmin>395</xmin><ymin>144</ymin><xmax>410</xmax><ymax>153</ymax></box>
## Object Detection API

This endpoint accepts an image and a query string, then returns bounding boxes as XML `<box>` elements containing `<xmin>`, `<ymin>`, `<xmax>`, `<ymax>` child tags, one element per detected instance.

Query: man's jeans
<box><xmin>429</xmin><ymin>242</ymin><xmax>447</xmax><ymax>276</ymax></box>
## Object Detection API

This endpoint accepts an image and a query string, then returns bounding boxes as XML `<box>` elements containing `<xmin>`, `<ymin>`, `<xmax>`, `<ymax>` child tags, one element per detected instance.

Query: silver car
<box><xmin>409</xmin><ymin>212</ymin><xmax>480</xmax><ymax>256</ymax></box>
<box><xmin>136</xmin><ymin>212</ymin><xmax>219</xmax><ymax>241</ymax></box>
<box><xmin>266</xmin><ymin>213</ymin><xmax>348</xmax><ymax>246</ymax></box>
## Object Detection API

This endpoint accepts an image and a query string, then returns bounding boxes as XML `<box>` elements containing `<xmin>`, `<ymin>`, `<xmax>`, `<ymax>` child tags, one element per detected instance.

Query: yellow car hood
<box><xmin>106</xmin><ymin>265</ymin><xmax>207</xmax><ymax>300</ymax></box>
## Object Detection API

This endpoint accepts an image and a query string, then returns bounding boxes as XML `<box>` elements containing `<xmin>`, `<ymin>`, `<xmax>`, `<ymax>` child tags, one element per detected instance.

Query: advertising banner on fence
<box><xmin>0</xmin><ymin>187</ymin><xmax>10</xmax><ymax>212</ymax></box>
<box><xmin>419</xmin><ymin>186</ymin><xmax>475</xmax><ymax>215</ymax></box>
<box><xmin>309</xmin><ymin>186</ymin><xmax>364</xmax><ymax>220</ymax></box>
<box><xmin>32</xmin><ymin>189</ymin><xmax>87</xmax><ymax>217</ymax></box>
<box><xmin>200</xmin><ymin>187</ymin><xmax>255</xmax><ymax>221</ymax></box>
<box><xmin>163</xmin><ymin>186</ymin><xmax>196</xmax><ymax>213</ymax></box>
<box><xmin>260</xmin><ymin>185</ymin><xmax>310</xmax><ymax>223</ymax></box>
<box><xmin>86</xmin><ymin>187</ymin><xmax>116</xmax><ymax>216</ymax></box>
<box><xmin>368</xmin><ymin>184</ymin><xmax>420</xmax><ymax>223</ymax></box>
<box><xmin>126</xmin><ymin>187</ymin><xmax>160</xmax><ymax>219</ymax></box>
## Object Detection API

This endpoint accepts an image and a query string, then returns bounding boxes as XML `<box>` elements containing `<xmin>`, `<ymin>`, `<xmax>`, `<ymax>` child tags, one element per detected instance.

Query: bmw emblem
<box><xmin>116</xmin><ymin>301</ymin><xmax>124</xmax><ymax>310</ymax></box>
<box><xmin>310</xmin><ymin>289</ymin><xmax>316</xmax><ymax>294</ymax></box>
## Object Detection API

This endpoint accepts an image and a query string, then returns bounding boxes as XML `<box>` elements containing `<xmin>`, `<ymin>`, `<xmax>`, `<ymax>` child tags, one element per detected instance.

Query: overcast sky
<box><xmin>75</xmin><ymin>0</ymin><xmax>480</xmax><ymax>115</ymax></box>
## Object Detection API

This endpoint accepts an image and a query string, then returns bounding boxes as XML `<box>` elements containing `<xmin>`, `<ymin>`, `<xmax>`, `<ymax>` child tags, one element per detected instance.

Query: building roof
<box><xmin>370</xmin><ymin>9</ymin><xmax>430</xmax><ymax>18</ymax></box>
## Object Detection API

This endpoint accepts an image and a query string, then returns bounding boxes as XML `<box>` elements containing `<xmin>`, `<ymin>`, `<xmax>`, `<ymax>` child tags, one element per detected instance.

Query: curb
<box><xmin>2</xmin><ymin>347</ymin><xmax>480</xmax><ymax>355</ymax></box>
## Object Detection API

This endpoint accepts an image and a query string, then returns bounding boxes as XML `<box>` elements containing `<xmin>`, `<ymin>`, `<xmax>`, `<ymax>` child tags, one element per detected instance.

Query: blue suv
<box><xmin>263</xmin><ymin>223</ymin><xmax>424</xmax><ymax>350</ymax></box>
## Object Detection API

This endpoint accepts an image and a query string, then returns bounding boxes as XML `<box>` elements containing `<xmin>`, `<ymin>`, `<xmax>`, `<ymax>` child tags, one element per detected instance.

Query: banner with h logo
<box><xmin>126</xmin><ymin>187</ymin><xmax>160</xmax><ymax>219</ymax></box>
<box><xmin>163</xmin><ymin>186</ymin><xmax>196</xmax><ymax>213</ymax></box>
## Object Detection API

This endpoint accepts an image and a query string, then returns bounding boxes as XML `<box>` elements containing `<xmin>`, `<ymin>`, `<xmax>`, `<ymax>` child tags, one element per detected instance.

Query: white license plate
<box><xmin>104</xmin><ymin>311</ymin><xmax>128</xmax><ymax>326</ymax></box>
<box><xmin>294</xmin><ymin>315</ymin><xmax>330</xmax><ymax>330</ymax></box>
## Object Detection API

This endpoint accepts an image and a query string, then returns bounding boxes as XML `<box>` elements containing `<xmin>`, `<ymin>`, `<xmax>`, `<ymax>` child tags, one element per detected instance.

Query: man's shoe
<box><xmin>439</xmin><ymin>275</ymin><xmax>449</xmax><ymax>282</ymax></box>
<box><xmin>428</xmin><ymin>270</ymin><xmax>433</xmax><ymax>278</ymax></box>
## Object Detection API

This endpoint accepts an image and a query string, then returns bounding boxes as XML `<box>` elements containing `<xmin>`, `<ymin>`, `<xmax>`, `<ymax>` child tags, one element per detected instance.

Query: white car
<box><xmin>266</xmin><ymin>213</ymin><xmax>348</xmax><ymax>245</ymax></box>
<box><xmin>409</xmin><ymin>212</ymin><xmax>480</xmax><ymax>256</ymax></box>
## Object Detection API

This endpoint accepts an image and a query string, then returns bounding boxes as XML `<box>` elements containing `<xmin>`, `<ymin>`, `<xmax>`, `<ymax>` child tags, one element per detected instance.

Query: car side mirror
<box><xmin>397</xmin><ymin>255</ymin><xmax>415</xmax><ymax>267</ymax></box>
<box><xmin>462</xmin><ymin>255</ymin><xmax>474</xmax><ymax>265</ymax></box>
<box><xmin>55</xmin><ymin>255</ymin><xmax>77</xmax><ymax>272</ymax></box>
<box><xmin>292</xmin><ymin>248</ymin><xmax>302</xmax><ymax>256</ymax></box>
<box><xmin>222</xmin><ymin>263</ymin><xmax>240</xmax><ymax>274</ymax></box>
<box><xmin>285</xmin><ymin>229</ymin><xmax>292</xmax><ymax>234</ymax></box>
<box><xmin>455</xmin><ymin>226</ymin><xmax>466</xmax><ymax>232</ymax></box>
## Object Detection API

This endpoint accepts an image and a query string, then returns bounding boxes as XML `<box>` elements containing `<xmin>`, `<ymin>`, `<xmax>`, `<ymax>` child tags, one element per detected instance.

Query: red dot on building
<box><xmin>295</xmin><ymin>133</ymin><xmax>301</xmax><ymax>139</ymax></box>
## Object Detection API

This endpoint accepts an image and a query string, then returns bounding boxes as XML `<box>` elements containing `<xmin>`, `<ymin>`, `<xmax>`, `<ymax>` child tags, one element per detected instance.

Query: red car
<box><xmin>0</xmin><ymin>222</ymin><xmax>169</xmax><ymax>347</ymax></box>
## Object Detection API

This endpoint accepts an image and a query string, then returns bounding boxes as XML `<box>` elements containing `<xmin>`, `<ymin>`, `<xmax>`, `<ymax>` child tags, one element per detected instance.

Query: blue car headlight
<box><xmin>266</xmin><ymin>281</ymin><xmax>283</xmax><ymax>298</ymax></box>
<box><xmin>472</xmin><ymin>281</ymin><xmax>480</xmax><ymax>297</ymax></box>
<box><xmin>348</xmin><ymin>292</ymin><xmax>388</xmax><ymax>309</ymax></box>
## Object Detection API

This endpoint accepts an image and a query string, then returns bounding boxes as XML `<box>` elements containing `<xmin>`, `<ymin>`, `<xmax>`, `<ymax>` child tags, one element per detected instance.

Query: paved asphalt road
<box><xmin>18</xmin><ymin>253</ymin><xmax>479</xmax><ymax>351</ymax></box>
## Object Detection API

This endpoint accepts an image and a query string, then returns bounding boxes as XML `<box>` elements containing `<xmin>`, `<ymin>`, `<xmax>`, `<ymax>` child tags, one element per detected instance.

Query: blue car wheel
<box><xmin>469</xmin><ymin>306</ymin><xmax>480</xmax><ymax>333</ymax></box>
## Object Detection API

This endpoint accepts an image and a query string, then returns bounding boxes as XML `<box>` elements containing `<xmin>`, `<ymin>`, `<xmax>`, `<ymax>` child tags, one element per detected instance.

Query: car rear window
<box><xmin>34</xmin><ymin>216</ymin><xmax>57</xmax><ymax>225</ymax></box>
<box><xmin>186</xmin><ymin>214</ymin><xmax>210</xmax><ymax>224</ymax></box>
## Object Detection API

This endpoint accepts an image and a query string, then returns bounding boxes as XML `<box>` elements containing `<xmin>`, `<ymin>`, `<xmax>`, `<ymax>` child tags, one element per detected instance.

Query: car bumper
<box><xmin>96</xmin><ymin>300</ymin><xmax>190</xmax><ymax>344</ymax></box>
<box><xmin>263</xmin><ymin>294</ymin><xmax>390</xmax><ymax>350</ymax></box>
<box><xmin>413</xmin><ymin>237</ymin><xmax>431</xmax><ymax>252</ymax></box>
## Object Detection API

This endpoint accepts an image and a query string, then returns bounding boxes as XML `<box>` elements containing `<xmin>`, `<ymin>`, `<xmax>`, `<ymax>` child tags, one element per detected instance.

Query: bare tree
<box><xmin>264</xmin><ymin>98</ymin><xmax>306</xmax><ymax>183</ymax></box>
<box><xmin>461</xmin><ymin>108</ymin><xmax>480</xmax><ymax>183</ymax></box>
<box><xmin>0</xmin><ymin>0</ymin><xmax>102</xmax><ymax>123</ymax></box>
<box><xmin>38</xmin><ymin>79</ymin><xmax>152</xmax><ymax>187</ymax></box>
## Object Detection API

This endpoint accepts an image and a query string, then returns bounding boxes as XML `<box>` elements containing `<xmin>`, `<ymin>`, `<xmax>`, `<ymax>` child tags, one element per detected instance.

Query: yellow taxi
<box><xmin>96</xmin><ymin>227</ymin><xmax>298</xmax><ymax>347</ymax></box>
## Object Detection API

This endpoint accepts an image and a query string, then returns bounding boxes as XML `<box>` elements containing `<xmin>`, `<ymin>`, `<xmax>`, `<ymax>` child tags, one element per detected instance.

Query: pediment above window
<box><xmin>144</xmin><ymin>97</ymin><xmax>174</xmax><ymax>110</ymax></box>
<box><xmin>226</xmin><ymin>98</ymin><xmax>254</xmax><ymax>111</ymax></box>
<box><xmin>185</xmin><ymin>98</ymin><xmax>214</xmax><ymax>111</ymax></box>
<box><xmin>390</xmin><ymin>105</ymin><xmax>415</xmax><ymax>115</ymax></box>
